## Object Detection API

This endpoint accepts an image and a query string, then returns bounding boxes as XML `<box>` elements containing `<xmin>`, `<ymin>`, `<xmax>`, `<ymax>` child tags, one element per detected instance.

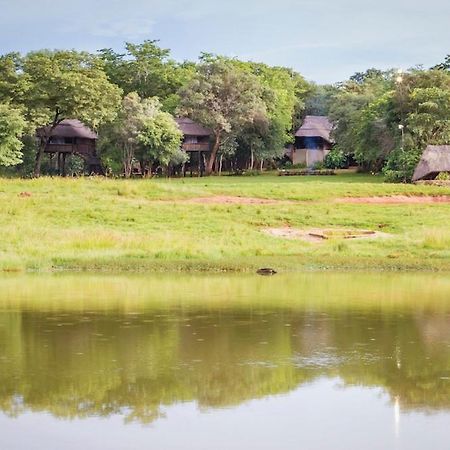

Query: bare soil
<box><xmin>263</xmin><ymin>227</ymin><xmax>390</xmax><ymax>243</ymax></box>
<box><xmin>336</xmin><ymin>195</ymin><xmax>450</xmax><ymax>204</ymax></box>
<box><xmin>183</xmin><ymin>196</ymin><xmax>288</xmax><ymax>205</ymax></box>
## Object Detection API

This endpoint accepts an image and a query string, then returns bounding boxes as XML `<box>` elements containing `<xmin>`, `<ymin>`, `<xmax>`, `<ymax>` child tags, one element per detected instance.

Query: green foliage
<box><xmin>98</xmin><ymin>41</ymin><xmax>194</xmax><ymax>113</ymax></box>
<box><xmin>436</xmin><ymin>171</ymin><xmax>450</xmax><ymax>181</ymax></box>
<box><xmin>404</xmin><ymin>71</ymin><xmax>450</xmax><ymax>149</ymax></box>
<box><xmin>100</xmin><ymin>93</ymin><xmax>182</xmax><ymax>175</ymax></box>
<box><xmin>382</xmin><ymin>147</ymin><xmax>422</xmax><ymax>183</ymax></box>
<box><xmin>312</xmin><ymin>160</ymin><xmax>325</xmax><ymax>170</ymax></box>
<box><xmin>179</xmin><ymin>58</ymin><xmax>268</xmax><ymax>174</ymax></box>
<box><xmin>328</xmin><ymin>67</ymin><xmax>450</xmax><ymax>181</ymax></box>
<box><xmin>99</xmin><ymin>93</ymin><xmax>159</xmax><ymax>176</ymax></box>
<box><xmin>0</xmin><ymin>103</ymin><xmax>26</xmax><ymax>166</ymax></box>
<box><xmin>329</xmin><ymin>70</ymin><xmax>394</xmax><ymax>171</ymax></box>
<box><xmin>324</xmin><ymin>149</ymin><xmax>347</xmax><ymax>169</ymax></box>
<box><xmin>137</xmin><ymin>110</ymin><xmax>183</xmax><ymax>167</ymax></box>
<box><xmin>21</xmin><ymin>50</ymin><xmax>122</xmax><ymax>129</ymax></box>
<box><xmin>304</xmin><ymin>84</ymin><xmax>337</xmax><ymax>116</ymax></box>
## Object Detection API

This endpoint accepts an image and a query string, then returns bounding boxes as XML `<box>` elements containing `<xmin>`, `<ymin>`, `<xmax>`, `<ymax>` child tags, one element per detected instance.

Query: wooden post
<box><xmin>62</xmin><ymin>153</ymin><xmax>67</xmax><ymax>177</ymax></box>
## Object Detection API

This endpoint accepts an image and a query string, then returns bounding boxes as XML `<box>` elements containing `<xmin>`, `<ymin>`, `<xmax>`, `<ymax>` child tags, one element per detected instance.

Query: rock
<box><xmin>256</xmin><ymin>268</ymin><xmax>277</xmax><ymax>276</ymax></box>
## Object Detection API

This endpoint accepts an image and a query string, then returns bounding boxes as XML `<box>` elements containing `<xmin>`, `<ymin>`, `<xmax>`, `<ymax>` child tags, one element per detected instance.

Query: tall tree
<box><xmin>136</xmin><ymin>111</ymin><xmax>183</xmax><ymax>173</ymax></box>
<box><xmin>178</xmin><ymin>59</ymin><xmax>267</xmax><ymax>175</ymax></box>
<box><xmin>98</xmin><ymin>41</ymin><xmax>195</xmax><ymax>113</ymax></box>
<box><xmin>99</xmin><ymin>93</ymin><xmax>159</xmax><ymax>177</ymax></box>
<box><xmin>17</xmin><ymin>50</ymin><xmax>122</xmax><ymax>176</ymax></box>
<box><xmin>0</xmin><ymin>103</ymin><xmax>26</xmax><ymax>167</ymax></box>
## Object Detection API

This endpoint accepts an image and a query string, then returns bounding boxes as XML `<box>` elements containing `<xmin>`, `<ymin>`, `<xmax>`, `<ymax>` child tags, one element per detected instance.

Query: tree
<box><xmin>136</xmin><ymin>110</ymin><xmax>183</xmax><ymax>173</ymax></box>
<box><xmin>0</xmin><ymin>103</ymin><xmax>26</xmax><ymax>166</ymax></box>
<box><xmin>98</xmin><ymin>41</ymin><xmax>195</xmax><ymax>113</ymax></box>
<box><xmin>0</xmin><ymin>53</ymin><xmax>29</xmax><ymax>105</ymax></box>
<box><xmin>328</xmin><ymin>70</ymin><xmax>394</xmax><ymax>171</ymax></box>
<box><xmin>99</xmin><ymin>93</ymin><xmax>159</xmax><ymax>177</ymax></box>
<box><xmin>227</xmin><ymin>59</ymin><xmax>310</xmax><ymax>167</ymax></box>
<box><xmin>17</xmin><ymin>50</ymin><xmax>122</xmax><ymax>176</ymax></box>
<box><xmin>432</xmin><ymin>55</ymin><xmax>450</xmax><ymax>71</ymax></box>
<box><xmin>178</xmin><ymin>59</ymin><xmax>267</xmax><ymax>175</ymax></box>
<box><xmin>304</xmin><ymin>84</ymin><xmax>338</xmax><ymax>116</ymax></box>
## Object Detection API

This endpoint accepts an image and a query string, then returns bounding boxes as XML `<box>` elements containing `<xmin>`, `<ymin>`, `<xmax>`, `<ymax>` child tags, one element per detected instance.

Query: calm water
<box><xmin>0</xmin><ymin>273</ymin><xmax>449</xmax><ymax>450</ymax></box>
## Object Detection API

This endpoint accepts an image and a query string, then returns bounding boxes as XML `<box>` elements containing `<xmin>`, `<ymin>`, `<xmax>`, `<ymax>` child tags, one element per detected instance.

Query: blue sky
<box><xmin>0</xmin><ymin>0</ymin><xmax>449</xmax><ymax>83</ymax></box>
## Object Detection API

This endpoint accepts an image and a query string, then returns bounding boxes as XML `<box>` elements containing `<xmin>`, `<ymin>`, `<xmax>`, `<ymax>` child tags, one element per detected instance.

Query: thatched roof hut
<box><xmin>412</xmin><ymin>145</ymin><xmax>450</xmax><ymax>182</ymax></box>
<box><xmin>295</xmin><ymin>116</ymin><xmax>334</xmax><ymax>144</ymax></box>
<box><xmin>175</xmin><ymin>118</ymin><xmax>211</xmax><ymax>138</ymax></box>
<box><xmin>38</xmin><ymin>119</ymin><xmax>98</xmax><ymax>140</ymax></box>
<box><xmin>36</xmin><ymin>119</ymin><xmax>101</xmax><ymax>176</ymax></box>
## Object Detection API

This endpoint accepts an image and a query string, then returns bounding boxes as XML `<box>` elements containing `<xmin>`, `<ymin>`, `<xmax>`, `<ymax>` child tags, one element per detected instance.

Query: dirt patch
<box><xmin>263</xmin><ymin>227</ymin><xmax>389</xmax><ymax>243</ymax></box>
<box><xmin>184</xmin><ymin>196</ymin><xmax>287</xmax><ymax>205</ymax></box>
<box><xmin>336</xmin><ymin>195</ymin><xmax>450</xmax><ymax>204</ymax></box>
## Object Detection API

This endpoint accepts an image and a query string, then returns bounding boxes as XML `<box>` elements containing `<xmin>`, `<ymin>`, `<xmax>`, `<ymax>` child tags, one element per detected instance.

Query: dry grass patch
<box><xmin>263</xmin><ymin>227</ymin><xmax>390</xmax><ymax>243</ymax></box>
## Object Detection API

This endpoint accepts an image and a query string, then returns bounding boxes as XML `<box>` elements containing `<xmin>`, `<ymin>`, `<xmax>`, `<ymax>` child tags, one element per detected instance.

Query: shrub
<box><xmin>324</xmin><ymin>149</ymin><xmax>347</xmax><ymax>169</ymax></box>
<box><xmin>312</xmin><ymin>161</ymin><xmax>325</xmax><ymax>170</ymax></box>
<box><xmin>436</xmin><ymin>171</ymin><xmax>450</xmax><ymax>181</ymax></box>
<box><xmin>382</xmin><ymin>148</ymin><xmax>422</xmax><ymax>183</ymax></box>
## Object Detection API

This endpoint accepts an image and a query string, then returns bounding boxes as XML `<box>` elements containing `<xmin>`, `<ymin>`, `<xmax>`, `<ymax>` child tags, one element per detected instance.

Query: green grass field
<box><xmin>1</xmin><ymin>173</ymin><xmax>449</xmax><ymax>272</ymax></box>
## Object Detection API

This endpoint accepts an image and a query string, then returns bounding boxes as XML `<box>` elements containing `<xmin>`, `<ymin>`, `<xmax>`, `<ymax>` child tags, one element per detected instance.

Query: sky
<box><xmin>0</xmin><ymin>0</ymin><xmax>449</xmax><ymax>83</ymax></box>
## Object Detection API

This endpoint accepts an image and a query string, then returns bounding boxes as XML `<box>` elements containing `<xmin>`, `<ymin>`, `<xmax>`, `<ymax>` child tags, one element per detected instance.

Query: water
<box><xmin>0</xmin><ymin>273</ymin><xmax>449</xmax><ymax>450</ymax></box>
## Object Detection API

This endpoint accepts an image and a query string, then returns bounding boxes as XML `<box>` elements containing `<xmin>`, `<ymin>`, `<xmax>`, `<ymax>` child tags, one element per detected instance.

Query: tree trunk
<box><xmin>206</xmin><ymin>132</ymin><xmax>221</xmax><ymax>176</ymax></box>
<box><xmin>219</xmin><ymin>154</ymin><xmax>223</xmax><ymax>176</ymax></box>
<box><xmin>250</xmin><ymin>148</ymin><xmax>254</xmax><ymax>170</ymax></box>
<box><xmin>33</xmin><ymin>138</ymin><xmax>49</xmax><ymax>177</ymax></box>
<box><xmin>34</xmin><ymin>110</ymin><xmax>63</xmax><ymax>178</ymax></box>
<box><xmin>260</xmin><ymin>159</ymin><xmax>264</xmax><ymax>172</ymax></box>
<box><xmin>123</xmin><ymin>144</ymin><xmax>133</xmax><ymax>178</ymax></box>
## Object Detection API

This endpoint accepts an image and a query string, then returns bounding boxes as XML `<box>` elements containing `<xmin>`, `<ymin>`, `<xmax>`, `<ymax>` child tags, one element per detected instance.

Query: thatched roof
<box><xmin>175</xmin><ymin>118</ymin><xmax>212</xmax><ymax>137</ymax></box>
<box><xmin>412</xmin><ymin>145</ymin><xmax>450</xmax><ymax>182</ymax></box>
<box><xmin>295</xmin><ymin>116</ymin><xmax>333</xmax><ymax>143</ymax></box>
<box><xmin>38</xmin><ymin>119</ymin><xmax>98</xmax><ymax>140</ymax></box>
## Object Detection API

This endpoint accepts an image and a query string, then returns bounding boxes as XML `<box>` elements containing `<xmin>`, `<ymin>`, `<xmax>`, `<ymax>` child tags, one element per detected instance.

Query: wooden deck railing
<box><xmin>182</xmin><ymin>143</ymin><xmax>210</xmax><ymax>152</ymax></box>
<box><xmin>44</xmin><ymin>143</ymin><xmax>94</xmax><ymax>155</ymax></box>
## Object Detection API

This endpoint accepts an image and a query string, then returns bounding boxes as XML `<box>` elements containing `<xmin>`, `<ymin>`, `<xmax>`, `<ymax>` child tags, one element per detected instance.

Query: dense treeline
<box><xmin>0</xmin><ymin>41</ymin><xmax>449</xmax><ymax>181</ymax></box>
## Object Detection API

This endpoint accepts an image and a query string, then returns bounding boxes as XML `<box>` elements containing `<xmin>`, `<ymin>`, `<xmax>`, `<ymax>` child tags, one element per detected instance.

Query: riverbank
<box><xmin>1</xmin><ymin>173</ymin><xmax>449</xmax><ymax>272</ymax></box>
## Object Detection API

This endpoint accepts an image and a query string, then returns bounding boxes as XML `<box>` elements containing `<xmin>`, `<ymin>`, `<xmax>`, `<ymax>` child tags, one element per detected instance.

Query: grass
<box><xmin>0</xmin><ymin>172</ymin><xmax>449</xmax><ymax>272</ymax></box>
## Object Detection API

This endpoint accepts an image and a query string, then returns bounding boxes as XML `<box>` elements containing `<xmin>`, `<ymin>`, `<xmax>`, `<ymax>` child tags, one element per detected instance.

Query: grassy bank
<box><xmin>0</xmin><ymin>173</ymin><xmax>449</xmax><ymax>272</ymax></box>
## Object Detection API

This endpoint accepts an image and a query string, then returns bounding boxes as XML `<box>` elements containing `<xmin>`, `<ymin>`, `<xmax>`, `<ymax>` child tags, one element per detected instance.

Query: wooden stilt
<box><xmin>62</xmin><ymin>153</ymin><xmax>67</xmax><ymax>177</ymax></box>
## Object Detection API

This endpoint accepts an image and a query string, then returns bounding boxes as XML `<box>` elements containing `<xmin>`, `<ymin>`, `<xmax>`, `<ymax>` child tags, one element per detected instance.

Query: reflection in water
<box><xmin>0</xmin><ymin>272</ymin><xmax>449</xmax><ymax>427</ymax></box>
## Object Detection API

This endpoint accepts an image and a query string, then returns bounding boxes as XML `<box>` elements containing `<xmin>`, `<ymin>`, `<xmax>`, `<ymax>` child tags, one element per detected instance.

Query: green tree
<box><xmin>98</xmin><ymin>41</ymin><xmax>195</xmax><ymax>113</ymax></box>
<box><xmin>328</xmin><ymin>70</ymin><xmax>394</xmax><ymax>171</ymax></box>
<box><xmin>136</xmin><ymin>110</ymin><xmax>183</xmax><ymax>173</ymax></box>
<box><xmin>99</xmin><ymin>93</ymin><xmax>159</xmax><ymax>177</ymax></box>
<box><xmin>17</xmin><ymin>50</ymin><xmax>122</xmax><ymax>176</ymax></box>
<box><xmin>178</xmin><ymin>59</ymin><xmax>267</xmax><ymax>175</ymax></box>
<box><xmin>0</xmin><ymin>103</ymin><xmax>26</xmax><ymax>166</ymax></box>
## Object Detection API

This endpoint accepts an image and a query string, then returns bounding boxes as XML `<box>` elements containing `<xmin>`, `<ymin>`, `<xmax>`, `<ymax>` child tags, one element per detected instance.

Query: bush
<box><xmin>382</xmin><ymin>148</ymin><xmax>422</xmax><ymax>183</ymax></box>
<box><xmin>436</xmin><ymin>171</ymin><xmax>450</xmax><ymax>181</ymax></box>
<box><xmin>312</xmin><ymin>161</ymin><xmax>325</xmax><ymax>170</ymax></box>
<box><xmin>324</xmin><ymin>149</ymin><xmax>347</xmax><ymax>169</ymax></box>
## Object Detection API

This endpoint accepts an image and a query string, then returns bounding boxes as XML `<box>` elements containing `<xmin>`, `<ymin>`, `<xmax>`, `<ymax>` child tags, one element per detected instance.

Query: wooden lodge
<box><xmin>37</xmin><ymin>119</ymin><xmax>103</xmax><ymax>175</ymax></box>
<box><xmin>175</xmin><ymin>118</ymin><xmax>212</xmax><ymax>176</ymax></box>
<box><xmin>290</xmin><ymin>116</ymin><xmax>334</xmax><ymax>167</ymax></box>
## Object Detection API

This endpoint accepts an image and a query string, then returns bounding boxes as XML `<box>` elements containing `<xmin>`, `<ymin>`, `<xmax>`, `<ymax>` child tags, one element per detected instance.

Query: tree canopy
<box><xmin>0</xmin><ymin>103</ymin><xmax>26</xmax><ymax>166</ymax></box>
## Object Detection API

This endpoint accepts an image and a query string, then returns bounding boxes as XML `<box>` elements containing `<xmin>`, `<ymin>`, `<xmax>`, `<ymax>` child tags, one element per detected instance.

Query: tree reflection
<box><xmin>0</xmin><ymin>273</ymin><xmax>449</xmax><ymax>423</ymax></box>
